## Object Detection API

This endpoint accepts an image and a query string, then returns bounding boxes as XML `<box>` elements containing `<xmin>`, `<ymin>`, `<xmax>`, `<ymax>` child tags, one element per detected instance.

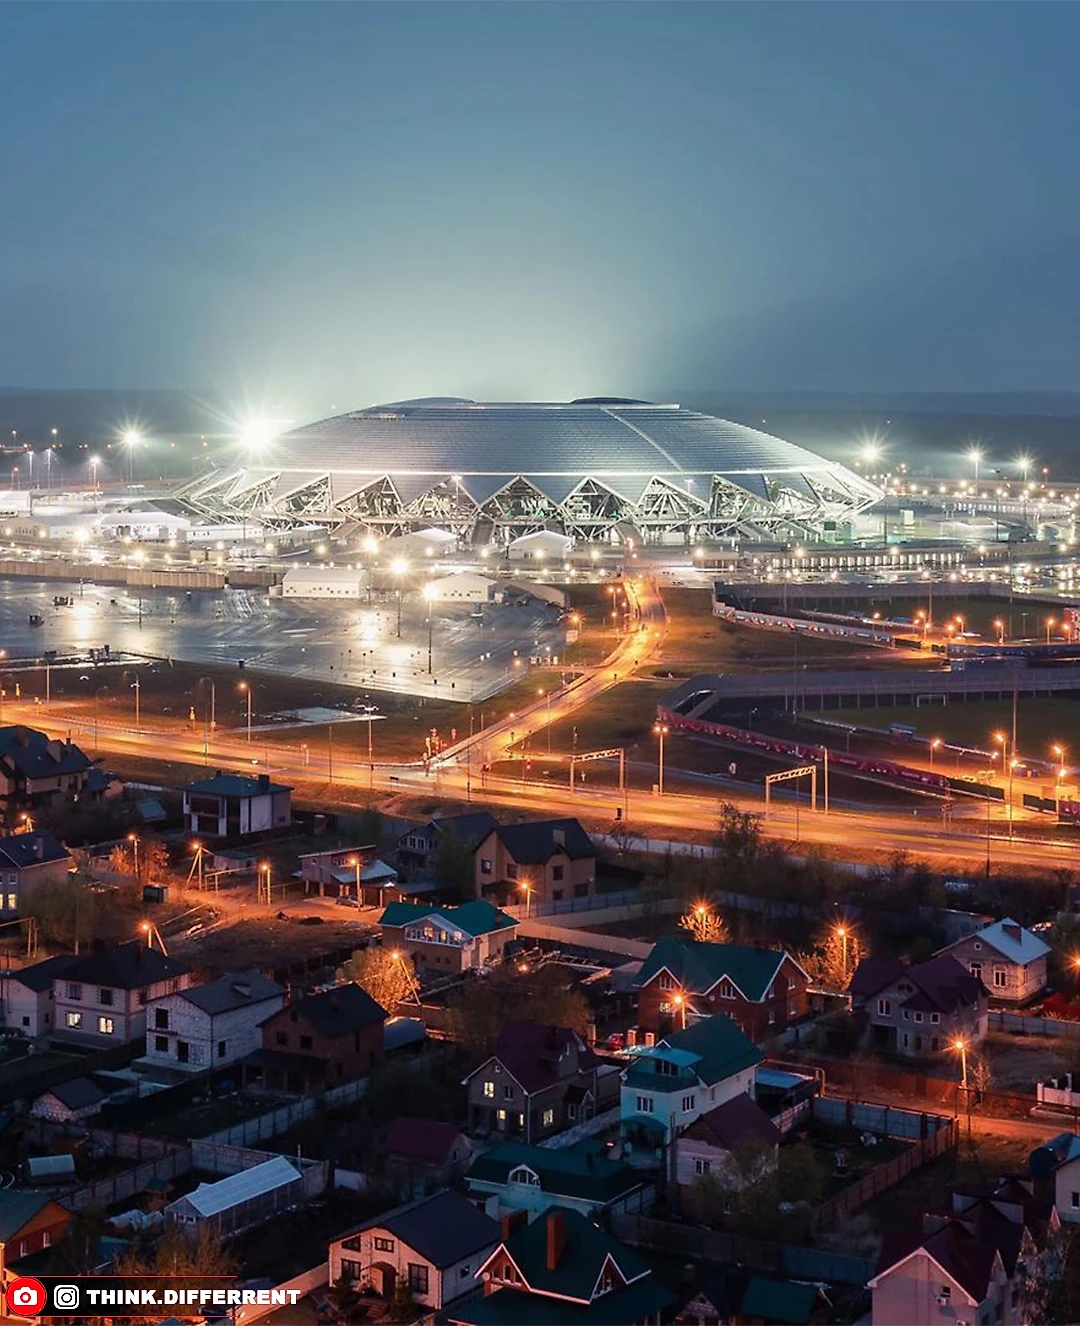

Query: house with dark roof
<box><xmin>0</xmin><ymin>952</ymin><xmax>79</xmax><ymax>1037</ymax></box>
<box><xmin>621</xmin><ymin>1015</ymin><xmax>763</xmax><ymax>1149</ymax></box>
<box><xmin>329</xmin><ymin>1189</ymin><xmax>499</xmax><ymax>1312</ymax></box>
<box><xmin>467</xmin><ymin>1142</ymin><xmax>654</xmax><ymax>1222</ymax></box>
<box><xmin>246</xmin><ymin>982</ymin><xmax>387</xmax><ymax>1093</ymax></box>
<box><xmin>868</xmin><ymin>1174</ymin><xmax>1058</xmax><ymax>1326</ymax></box>
<box><xmin>379</xmin><ymin>900</ymin><xmax>519</xmax><ymax>974</ymax></box>
<box><xmin>680</xmin><ymin>1267</ymin><xmax>829</xmax><ymax>1326</ymax></box>
<box><xmin>299</xmin><ymin>844</ymin><xmax>399</xmax><ymax>905</ymax></box>
<box><xmin>143</xmin><ymin>971</ymin><xmax>285</xmax><ymax>1073</ymax></box>
<box><xmin>849</xmin><ymin>954</ymin><xmax>988</xmax><ymax>1062</ymax></box>
<box><xmin>634</xmin><ymin>937</ymin><xmax>810</xmax><ymax>1041</ymax></box>
<box><xmin>936</xmin><ymin>918</ymin><xmax>1050</xmax><ymax>1005</ymax></box>
<box><xmin>1029</xmin><ymin>1131</ymin><xmax>1080</xmax><ymax>1224</ymax></box>
<box><xmin>52</xmin><ymin>940</ymin><xmax>191</xmax><ymax>1047</ymax></box>
<box><xmin>0</xmin><ymin>830</ymin><xmax>73</xmax><ymax>917</ymax></box>
<box><xmin>0</xmin><ymin>1189</ymin><xmax>71</xmax><ymax>1264</ymax></box>
<box><xmin>182</xmin><ymin>771</ymin><xmax>291</xmax><ymax>839</ymax></box>
<box><xmin>385</xmin><ymin>1118</ymin><xmax>472</xmax><ymax>1197</ymax></box>
<box><xmin>31</xmin><ymin>1075</ymin><xmax>109</xmax><ymax>1123</ymax></box>
<box><xmin>449</xmin><ymin>1207</ymin><xmax>676</xmax><ymax>1326</ymax></box>
<box><xmin>396</xmin><ymin>810</ymin><xmax>499</xmax><ymax>880</ymax></box>
<box><xmin>472</xmin><ymin>818</ymin><xmax>596</xmax><ymax>907</ymax></box>
<box><xmin>462</xmin><ymin>1022</ymin><xmax>615</xmax><ymax>1143</ymax></box>
<box><xmin>0</xmin><ymin>726</ymin><xmax>96</xmax><ymax>816</ymax></box>
<box><xmin>675</xmin><ymin>1092</ymin><xmax>782</xmax><ymax>1215</ymax></box>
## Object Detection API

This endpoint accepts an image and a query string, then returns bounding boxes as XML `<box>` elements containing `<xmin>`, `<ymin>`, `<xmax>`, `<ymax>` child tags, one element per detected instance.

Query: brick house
<box><xmin>0</xmin><ymin>726</ymin><xmax>95</xmax><ymax>816</ymax></box>
<box><xmin>0</xmin><ymin>831</ymin><xmax>73</xmax><ymax>916</ymax></box>
<box><xmin>0</xmin><ymin>1191</ymin><xmax>71</xmax><ymax>1264</ymax></box>
<box><xmin>52</xmin><ymin>940</ymin><xmax>192</xmax><ymax>1047</ymax></box>
<box><xmin>936</xmin><ymin>918</ymin><xmax>1050</xmax><ymax>1005</ymax></box>
<box><xmin>395</xmin><ymin>811</ymin><xmax>499</xmax><ymax>880</ymax></box>
<box><xmin>675</xmin><ymin>1092</ymin><xmax>782</xmax><ymax>1216</ymax></box>
<box><xmin>247</xmin><ymin>983</ymin><xmax>386</xmax><ymax>1093</ymax></box>
<box><xmin>849</xmin><ymin>955</ymin><xmax>988</xmax><ymax>1062</ymax></box>
<box><xmin>633</xmin><ymin>938</ymin><xmax>809</xmax><ymax>1040</ymax></box>
<box><xmin>450</xmin><ymin>1208</ymin><xmax>675</xmax><ymax>1326</ymax></box>
<box><xmin>868</xmin><ymin>1176</ymin><xmax>1058</xmax><ymax>1326</ymax></box>
<box><xmin>330</xmin><ymin>1190</ymin><xmax>499</xmax><ymax>1312</ymax></box>
<box><xmin>472</xmin><ymin>818</ymin><xmax>596</xmax><ymax>907</ymax></box>
<box><xmin>378</xmin><ymin>900</ymin><xmax>519</xmax><ymax>975</ymax></box>
<box><xmin>0</xmin><ymin>953</ymin><xmax>79</xmax><ymax>1037</ymax></box>
<box><xmin>463</xmin><ymin>1022</ymin><xmax>614</xmax><ymax>1142</ymax></box>
<box><xmin>144</xmin><ymin>970</ymin><xmax>285</xmax><ymax>1073</ymax></box>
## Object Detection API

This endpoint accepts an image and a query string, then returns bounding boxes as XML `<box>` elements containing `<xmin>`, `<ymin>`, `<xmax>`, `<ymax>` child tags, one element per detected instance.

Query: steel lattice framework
<box><xmin>176</xmin><ymin>397</ymin><xmax>880</xmax><ymax>543</ymax></box>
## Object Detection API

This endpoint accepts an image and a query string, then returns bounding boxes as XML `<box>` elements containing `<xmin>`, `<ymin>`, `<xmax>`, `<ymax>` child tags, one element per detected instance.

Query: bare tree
<box><xmin>336</xmin><ymin>948</ymin><xmax>416</xmax><ymax>1012</ymax></box>
<box><xmin>678</xmin><ymin>901</ymin><xmax>729</xmax><ymax>945</ymax></box>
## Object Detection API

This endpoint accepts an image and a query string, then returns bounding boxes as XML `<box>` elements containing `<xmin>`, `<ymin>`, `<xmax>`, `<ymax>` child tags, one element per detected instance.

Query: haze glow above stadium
<box><xmin>2</xmin><ymin>2</ymin><xmax>1079</xmax><ymax>412</ymax></box>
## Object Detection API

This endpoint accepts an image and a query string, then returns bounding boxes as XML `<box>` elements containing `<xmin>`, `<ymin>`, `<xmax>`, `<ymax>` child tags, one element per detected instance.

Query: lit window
<box><xmin>497</xmin><ymin>1108</ymin><xmax>507</xmax><ymax>1122</ymax></box>
<box><xmin>66</xmin><ymin>1011</ymin><xmax>82</xmax><ymax>1029</ymax></box>
<box><xmin>4</xmin><ymin>894</ymin><xmax>13</xmax><ymax>911</ymax></box>
<box><xmin>98</xmin><ymin>1016</ymin><xmax>114</xmax><ymax>1035</ymax></box>
<box><xmin>483</xmin><ymin>1081</ymin><xmax>495</xmax><ymax>1098</ymax></box>
<box><xmin>542</xmin><ymin>1108</ymin><xmax>554</xmax><ymax>1127</ymax></box>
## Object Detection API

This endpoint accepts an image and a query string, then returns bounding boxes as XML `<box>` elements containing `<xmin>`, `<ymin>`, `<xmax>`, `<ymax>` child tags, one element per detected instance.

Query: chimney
<box><xmin>1002</xmin><ymin>922</ymin><xmax>1022</xmax><ymax>942</ymax></box>
<box><xmin>258</xmin><ymin>773</ymin><xmax>270</xmax><ymax>791</ymax></box>
<box><xmin>545</xmin><ymin>1212</ymin><xmax>566</xmax><ymax>1271</ymax></box>
<box><xmin>552</xmin><ymin>827</ymin><xmax>565</xmax><ymax>848</ymax></box>
<box><xmin>500</xmin><ymin>1210</ymin><xmax>528</xmax><ymax>1240</ymax></box>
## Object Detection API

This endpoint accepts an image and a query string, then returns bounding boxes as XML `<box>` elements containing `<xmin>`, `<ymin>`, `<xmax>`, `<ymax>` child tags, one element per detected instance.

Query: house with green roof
<box><xmin>621</xmin><ymin>1014</ymin><xmax>764</xmax><ymax>1148</ymax></box>
<box><xmin>634</xmin><ymin>937</ymin><xmax>809</xmax><ymax>1041</ymax></box>
<box><xmin>378</xmin><ymin>900</ymin><xmax>519</xmax><ymax>974</ymax></box>
<box><xmin>448</xmin><ymin>1207</ymin><xmax>676</xmax><ymax>1326</ymax></box>
<box><xmin>466</xmin><ymin>1142</ymin><xmax>654</xmax><ymax>1222</ymax></box>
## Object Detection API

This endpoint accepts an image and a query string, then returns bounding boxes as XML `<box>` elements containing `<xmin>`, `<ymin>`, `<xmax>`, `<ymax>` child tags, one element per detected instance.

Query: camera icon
<box><xmin>55</xmin><ymin>1285</ymin><xmax>81</xmax><ymax>1310</ymax></box>
<box><xmin>6</xmin><ymin>1277</ymin><xmax>48</xmax><ymax>1317</ymax></box>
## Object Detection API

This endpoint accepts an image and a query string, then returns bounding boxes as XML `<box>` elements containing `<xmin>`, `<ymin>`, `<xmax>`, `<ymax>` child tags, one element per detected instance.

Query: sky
<box><xmin>2</xmin><ymin>2</ymin><xmax>1080</xmax><ymax>416</ymax></box>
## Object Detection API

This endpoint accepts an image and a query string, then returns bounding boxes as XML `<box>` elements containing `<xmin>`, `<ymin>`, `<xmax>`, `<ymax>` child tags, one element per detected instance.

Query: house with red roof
<box><xmin>848</xmin><ymin>955</ymin><xmax>987</xmax><ymax>1062</ymax></box>
<box><xmin>385</xmin><ymin>1117</ymin><xmax>472</xmax><ymax>1197</ymax></box>
<box><xmin>462</xmin><ymin>1022</ymin><xmax>617</xmax><ymax>1143</ymax></box>
<box><xmin>675</xmin><ymin>1092</ymin><xmax>782</xmax><ymax>1216</ymax></box>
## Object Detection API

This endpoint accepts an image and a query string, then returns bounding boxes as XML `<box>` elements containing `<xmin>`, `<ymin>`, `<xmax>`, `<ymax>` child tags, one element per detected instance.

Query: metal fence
<box><xmin>990</xmin><ymin>1009</ymin><xmax>1080</xmax><ymax>1039</ymax></box>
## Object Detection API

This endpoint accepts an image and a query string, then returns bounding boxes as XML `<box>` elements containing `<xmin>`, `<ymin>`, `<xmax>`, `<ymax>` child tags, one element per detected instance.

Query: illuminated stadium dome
<box><xmin>179</xmin><ymin>397</ymin><xmax>880</xmax><ymax>544</ymax></box>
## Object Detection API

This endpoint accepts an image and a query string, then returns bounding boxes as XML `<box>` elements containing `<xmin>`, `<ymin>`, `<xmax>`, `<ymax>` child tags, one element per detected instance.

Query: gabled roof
<box><xmin>379</xmin><ymin>900</ymin><xmax>517</xmax><ymax>939</ymax></box>
<box><xmin>185</xmin><ymin>772</ymin><xmax>292</xmax><ymax>797</ymax></box>
<box><xmin>493</xmin><ymin>818</ymin><xmax>595</xmax><ymax>864</ymax></box>
<box><xmin>850</xmin><ymin>955</ymin><xmax>984</xmax><ymax>1014</ymax></box>
<box><xmin>0</xmin><ymin>1189</ymin><xmax>64</xmax><ymax>1242</ymax></box>
<box><xmin>871</xmin><ymin>1219</ymin><xmax>1001</xmax><ymax>1303</ymax></box>
<box><xmin>341</xmin><ymin>1189</ymin><xmax>498</xmax><ymax>1269</ymax></box>
<box><xmin>62</xmin><ymin>940</ymin><xmax>189</xmax><ymax>991</ymax></box>
<box><xmin>686</xmin><ymin>1092</ymin><xmax>782</xmax><ymax>1153</ymax></box>
<box><xmin>635</xmin><ymin>937</ymin><xmax>789</xmax><ymax>1002</ymax></box>
<box><xmin>177</xmin><ymin>971</ymin><xmax>284</xmax><ymax>1016</ymax></box>
<box><xmin>43</xmin><ymin>1076</ymin><xmax>107</xmax><ymax>1112</ymax></box>
<box><xmin>269</xmin><ymin>982</ymin><xmax>386</xmax><ymax>1037</ymax></box>
<box><xmin>468</xmin><ymin>1142</ymin><xmax>643</xmax><ymax>1205</ymax></box>
<box><xmin>2</xmin><ymin>952</ymin><xmax>80</xmax><ymax>993</ymax></box>
<box><xmin>385</xmin><ymin>1117</ymin><xmax>466</xmax><ymax>1168</ymax></box>
<box><xmin>473</xmin><ymin>1022</ymin><xmax>597</xmax><ymax>1096</ymax></box>
<box><xmin>400</xmin><ymin>810</ymin><xmax>498</xmax><ymax>846</ymax></box>
<box><xmin>177</xmin><ymin>1156</ymin><xmax>301</xmax><ymax>1219</ymax></box>
<box><xmin>0</xmin><ymin>727</ymin><xmax>93</xmax><ymax>780</ymax></box>
<box><xmin>939</xmin><ymin>917</ymin><xmax>1050</xmax><ymax>966</ymax></box>
<box><xmin>653</xmin><ymin>1015</ymin><xmax>763</xmax><ymax>1087</ymax></box>
<box><xmin>1030</xmin><ymin>1131</ymin><xmax>1080</xmax><ymax>1178</ymax></box>
<box><xmin>0</xmin><ymin>831</ymin><xmax>71</xmax><ymax>871</ymax></box>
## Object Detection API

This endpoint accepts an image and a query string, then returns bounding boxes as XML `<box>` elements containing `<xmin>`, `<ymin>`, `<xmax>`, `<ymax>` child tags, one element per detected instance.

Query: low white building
<box><xmin>183</xmin><ymin>772</ymin><xmax>292</xmax><ymax>838</ymax></box>
<box><xmin>282</xmin><ymin>565</ymin><xmax>367</xmax><ymax>599</ymax></box>
<box><xmin>53</xmin><ymin>940</ymin><xmax>192</xmax><ymax>1047</ymax></box>
<box><xmin>423</xmin><ymin>572</ymin><xmax>495</xmax><ymax>603</ymax></box>
<box><xmin>508</xmin><ymin>530</ymin><xmax>572</xmax><ymax>561</ymax></box>
<box><xmin>144</xmin><ymin>970</ymin><xmax>285</xmax><ymax>1072</ymax></box>
<box><xmin>166</xmin><ymin>1156</ymin><xmax>305</xmax><ymax>1237</ymax></box>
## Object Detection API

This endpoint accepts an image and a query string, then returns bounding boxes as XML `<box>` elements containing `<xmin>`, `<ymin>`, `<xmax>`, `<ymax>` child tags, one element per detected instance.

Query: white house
<box><xmin>620</xmin><ymin>1015</ymin><xmax>764</xmax><ymax>1148</ymax></box>
<box><xmin>0</xmin><ymin>953</ymin><xmax>80</xmax><ymax>1037</ymax></box>
<box><xmin>935</xmin><ymin>918</ymin><xmax>1050</xmax><ymax>1005</ymax></box>
<box><xmin>282</xmin><ymin>566</ymin><xmax>367</xmax><ymax>599</ymax></box>
<box><xmin>183</xmin><ymin>772</ymin><xmax>292</xmax><ymax>839</ymax></box>
<box><xmin>144</xmin><ymin>970</ymin><xmax>285</xmax><ymax>1072</ymax></box>
<box><xmin>329</xmin><ymin>1190</ymin><xmax>499</xmax><ymax>1312</ymax></box>
<box><xmin>52</xmin><ymin>940</ymin><xmax>192</xmax><ymax>1047</ymax></box>
<box><xmin>423</xmin><ymin>572</ymin><xmax>495</xmax><ymax>604</ymax></box>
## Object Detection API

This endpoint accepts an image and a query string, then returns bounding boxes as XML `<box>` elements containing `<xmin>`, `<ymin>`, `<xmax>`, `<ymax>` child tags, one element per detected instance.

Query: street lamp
<box><xmin>672</xmin><ymin>992</ymin><xmax>687</xmax><ymax>1030</ymax></box>
<box><xmin>519</xmin><ymin>880</ymin><xmax>531</xmax><ymax>919</ymax></box>
<box><xmin>238</xmin><ymin>681</ymin><xmax>252</xmax><ymax>742</ymax></box>
<box><xmin>653</xmin><ymin>721</ymin><xmax>669</xmax><ymax>795</ymax></box>
<box><xmin>953</xmin><ymin>1037</ymin><xmax>968</xmax><ymax>1089</ymax></box>
<box><xmin>391</xmin><ymin>557</ymin><xmax>408</xmax><ymax>638</ymax></box>
<box><xmin>346</xmin><ymin>854</ymin><xmax>362</xmax><ymax>901</ymax></box>
<box><xmin>994</xmin><ymin>619</ymin><xmax>1005</xmax><ymax>646</ymax></box>
<box><xmin>122</xmin><ymin>430</ymin><xmax>141</xmax><ymax>484</ymax></box>
<box><xmin>929</xmin><ymin>738</ymin><xmax>942</xmax><ymax>769</ymax></box>
<box><xmin>967</xmin><ymin>446</ymin><xmax>983</xmax><ymax>495</ymax></box>
<box><xmin>1047</xmin><ymin>617</ymin><xmax>1056</xmax><ymax>645</ymax></box>
<box><xmin>422</xmin><ymin>582</ymin><xmax>438</xmax><ymax>674</ymax></box>
<box><xmin>835</xmin><ymin>925</ymin><xmax>849</xmax><ymax>978</ymax></box>
<box><xmin>128</xmin><ymin>832</ymin><xmax>140</xmax><ymax>882</ymax></box>
<box><xmin>1072</xmin><ymin>956</ymin><xmax>1080</xmax><ymax>1004</ymax></box>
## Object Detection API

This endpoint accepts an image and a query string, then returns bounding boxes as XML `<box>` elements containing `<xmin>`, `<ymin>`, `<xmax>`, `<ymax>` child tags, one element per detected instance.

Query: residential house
<box><xmin>379</xmin><ymin>900</ymin><xmax>519</xmax><ymax>974</ymax></box>
<box><xmin>675</xmin><ymin>1093</ymin><xmax>782</xmax><ymax>1216</ymax></box>
<box><xmin>246</xmin><ymin>983</ymin><xmax>386</xmax><ymax>1093</ymax></box>
<box><xmin>869</xmin><ymin>1175</ymin><xmax>1058</xmax><ymax>1326</ymax></box>
<box><xmin>31</xmin><ymin>1076</ymin><xmax>109</xmax><ymax>1124</ymax></box>
<box><xmin>633</xmin><ymin>937</ymin><xmax>810</xmax><ymax>1041</ymax></box>
<box><xmin>621</xmin><ymin>1015</ymin><xmax>764</xmax><ymax>1149</ymax></box>
<box><xmin>449</xmin><ymin>1207</ymin><xmax>675</xmax><ymax>1326</ymax></box>
<box><xmin>463</xmin><ymin>1022</ymin><xmax>615</xmax><ymax>1143</ymax></box>
<box><xmin>0</xmin><ymin>953</ymin><xmax>79</xmax><ymax>1037</ymax></box>
<box><xmin>0</xmin><ymin>831</ymin><xmax>73</xmax><ymax>915</ymax></box>
<box><xmin>396</xmin><ymin>811</ymin><xmax>499</xmax><ymax>880</ymax></box>
<box><xmin>466</xmin><ymin>1141</ymin><xmax>654</xmax><ymax>1221</ymax></box>
<box><xmin>299</xmin><ymin>845</ymin><xmax>399</xmax><ymax>906</ymax></box>
<box><xmin>182</xmin><ymin>771</ymin><xmax>292</xmax><ymax>839</ymax></box>
<box><xmin>144</xmin><ymin>970</ymin><xmax>285</xmax><ymax>1073</ymax></box>
<box><xmin>0</xmin><ymin>727</ymin><xmax>95</xmax><ymax>816</ymax></box>
<box><xmin>52</xmin><ymin>940</ymin><xmax>192</xmax><ymax>1046</ymax></box>
<box><xmin>1030</xmin><ymin>1132</ymin><xmax>1080</xmax><ymax>1224</ymax></box>
<box><xmin>936</xmin><ymin>918</ymin><xmax>1050</xmax><ymax>1005</ymax></box>
<box><xmin>385</xmin><ymin>1118</ymin><xmax>472</xmax><ymax>1198</ymax></box>
<box><xmin>329</xmin><ymin>1190</ymin><xmax>499</xmax><ymax>1312</ymax></box>
<box><xmin>0</xmin><ymin>1191</ymin><xmax>71</xmax><ymax>1263</ymax></box>
<box><xmin>679</xmin><ymin>1268</ymin><xmax>829</xmax><ymax>1326</ymax></box>
<box><xmin>848</xmin><ymin>955</ymin><xmax>988</xmax><ymax>1061</ymax></box>
<box><xmin>472</xmin><ymin>819</ymin><xmax>596</xmax><ymax>907</ymax></box>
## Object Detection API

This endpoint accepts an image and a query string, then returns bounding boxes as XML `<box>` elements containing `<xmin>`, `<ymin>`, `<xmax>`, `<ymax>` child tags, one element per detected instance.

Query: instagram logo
<box><xmin>6</xmin><ymin>1277</ymin><xmax>47</xmax><ymax>1316</ymax></box>
<box><xmin>55</xmin><ymin>1285</ymin><xmax>80</xmax><ymax>1310</ymax></box>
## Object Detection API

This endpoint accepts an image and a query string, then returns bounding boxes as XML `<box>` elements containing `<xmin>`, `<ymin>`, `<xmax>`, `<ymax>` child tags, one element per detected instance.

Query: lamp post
<box><xmin>131</xmin><ymin>677</ymin><xmax>140</xmax><ymax>729</ymax></box>
<box><xmin>122</xmin><ymin>430</ymin><xmax>140</xmax><ymax>483</ymax></box>
<box><xmin>672</xmin><ymin>992</ymin><xmax>687</xmax><ymax>1031</ymax></box>
<box><xmin>519</xmin><ymin>880</ymin><xmax>531</xmax><ymax>919</ymax></box>
<box><xmin>1054</xmin><ymin>744</ymin><xmax>1068</xmax><ymax>817</ymax></box>
<box><xmin>994</xmin><ymin>619</ymin><xmax>1005</xmax><ymax>646</ymax></box>
<box><xmin>423</xmin><ymin>582</ymin><xmax>437</xmax><ymax>674</ymax></box>
<box><xmin>653</xmin><ymin>721</ymin><xmax>669</xmax><ymax>795</ymax></box>
<box><xmin>238</xmin><ymin>681</ymin><xmax>252</xmax><ymax>742</ymax></box>
<box><xmin>836</xmin><ymin>925</ymin><xmax>849</xmax><ymax>978</ymax></box>
<box><xmin>929</xmin><ymin>738</ymin><xmax>942</xmax><ymax>769</ymax></box>
<box><xmin>968</xmin><ymin>446</ymin><xmax>983</xmax><ymax>498</ymax></box>
<box><xmin>392</xmin><ymin>558</ymin><xmax>408</xmax><ymax>638</ymax></box>
<box><xmin>347</xmin><ymin>854</ymin><xmax>361</xmax><ymax>901</ymax></box>
<box><xmin>1047</xmin><ymin>618</ymin><xmax>1056</xmax><ymax>645</ymax></box>
<box><xmin>1072</xmin><ymin>956</ymin><xmax>1080</xmax><ymax>1005</ymax></box>
<box><xmin>128</xmin><ymin>832</ymin><xmax>140</xmax><ymax>883</ymax></box>
<box><xmin>953</xmin><ymin>1037</ymin><xmax>968</xmax><ymax>1089</ymax></box>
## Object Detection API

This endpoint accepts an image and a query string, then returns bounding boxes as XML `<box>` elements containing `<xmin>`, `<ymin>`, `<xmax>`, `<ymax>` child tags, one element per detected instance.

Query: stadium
<box><xmin>179</xmin><ymin>398</ymin><xmax>880</xmax><ymax>544</ymax></box>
